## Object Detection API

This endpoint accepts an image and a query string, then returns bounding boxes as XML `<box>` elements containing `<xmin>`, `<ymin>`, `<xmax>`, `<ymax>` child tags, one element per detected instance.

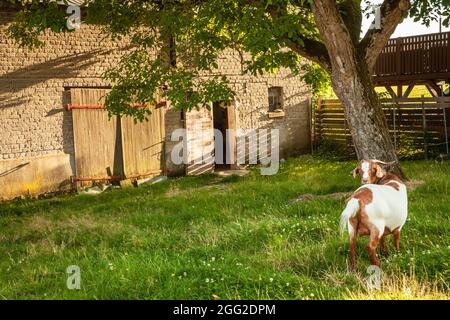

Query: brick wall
<box><xmin>0</xmin><ymin>10</ymin><xmax>311</xmax><ymax>199</ymax></box>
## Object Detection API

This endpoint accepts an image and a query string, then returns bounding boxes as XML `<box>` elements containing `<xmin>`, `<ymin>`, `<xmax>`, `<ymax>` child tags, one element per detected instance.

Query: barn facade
<box><xmin>0</xmin><ymin>8</ymin><xmax>312</xmax><ymax>200</ymax></box>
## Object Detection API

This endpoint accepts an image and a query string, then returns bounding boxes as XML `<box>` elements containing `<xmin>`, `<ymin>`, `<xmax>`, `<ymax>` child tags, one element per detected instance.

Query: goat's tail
<box><xmin>340</xmin><ymin>198</ymin><xmax>359</xmax><ymax>236</ymax></box>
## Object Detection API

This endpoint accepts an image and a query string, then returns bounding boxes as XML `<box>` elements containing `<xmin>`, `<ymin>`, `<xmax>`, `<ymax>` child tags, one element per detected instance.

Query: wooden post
<box><xmin>308</xmin><ymin>97</ymin><xmax>314</xmax><ymax>154</ymax></box>
<box><xmin>393</xmin><ymin>100</ymin><xmax>397</xmax><ymax>149</ymax></box>
<box><xmin>396</xmin><ymin>37</ymin><xmax>402</xmax><ymax>76</ymax></box>
<box><xmin>397</xmin><ymin>85</ymin><xmax>403</xmax><ymax>98</ymax></box>
<box><xmin>421</xmin><ymin>95</ymin><xmax>428</xmax><ymax>159</ymax></box>
<box><xmin>443</xmin><ymin>100</ymin><xmax>449</xmax><ymax>154</ymax></box>
<box><xmin>397</xmin><ymin>100</ymin><xmax>402</xmax><ymax>150</ymax></box>
<box><xmin>315</xmin><ymin>96</ymin><xmax>322</xmax><ymax>148</ymax></box>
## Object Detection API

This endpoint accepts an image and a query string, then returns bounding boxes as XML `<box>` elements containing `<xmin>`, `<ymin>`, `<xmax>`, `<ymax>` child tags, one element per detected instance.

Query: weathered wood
<box><xmin>120</xmin><ymin>107</ymin><xmax>166</xmax><ymax>179</ymax></box>
<box><xmin>71</xmin><ymin>88</ymin><xmax>167</xmax><ymax>186</ymax></box>
<box><xmin>185</xmin><ymin>107</ymin><xmax>215</xmax><ymax>175</ymax></box>
<box><xmin>71</xmin><ymin>88</ymin><xmax>123</xmax><ymax>187</ymax></box>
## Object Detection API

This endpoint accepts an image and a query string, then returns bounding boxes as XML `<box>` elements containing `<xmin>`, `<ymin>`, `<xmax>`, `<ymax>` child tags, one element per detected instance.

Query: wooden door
<box><xmin>121</xmin><ymin>107</ymin><xmax>166</xmax><ymax>178</ymax></box>
<box><xmin>185</xmin><ymin>108</ymin><xmax>215</xmax><ymax>175</ymax></box>
<box><xmin>71</xmin><ymin>88</ymin><xmax>123</xmax><ymax>182</ymax></box>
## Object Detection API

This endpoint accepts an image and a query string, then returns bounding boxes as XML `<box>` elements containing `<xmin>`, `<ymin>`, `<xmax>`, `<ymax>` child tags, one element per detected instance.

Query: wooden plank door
<box><xmin>71</xmin><ymin>88</ymin><xmax>123</xmax><ymax>183</ymax></box>
<box><xmin>120</xmin><ymin>107</ymin><xmax>166</xmax><ymax>178</ymax></box>
<box><xmin>185</xmin><ymin>108</ymin><xmax>215</xmax><ymax>175</ymax></box>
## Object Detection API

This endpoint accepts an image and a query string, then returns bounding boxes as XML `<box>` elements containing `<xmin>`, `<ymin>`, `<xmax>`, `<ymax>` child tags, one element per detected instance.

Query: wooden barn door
<box><xmin>71</xmin><ymin>88</ymin><xmax>123</xmax><ymax>183</ymax></box>
<box><xmin>121</xmin><ymin>107</ymin><xmax>166</xmax><ymax>179</ymax></box>
<box><xmin>71</xmin><ymin>88</ymin><xmax>166</xmax><ymax>185</ymax></box>
<box><xmin>185</xmin><ymin>108</ymin><xmax>215</xmax><ymax>175</ymax></box>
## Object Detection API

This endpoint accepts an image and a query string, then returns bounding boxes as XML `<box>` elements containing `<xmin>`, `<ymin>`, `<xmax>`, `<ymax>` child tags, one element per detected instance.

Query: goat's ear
<box><xmin>352</xmin><ymin>167</ymin><xmax>359</xmax><ymax>178</ymax></box>
<box><xmin>374</xmin><ymin>163</ymin><xmax>386</xmax><ymax>178</ymax></box>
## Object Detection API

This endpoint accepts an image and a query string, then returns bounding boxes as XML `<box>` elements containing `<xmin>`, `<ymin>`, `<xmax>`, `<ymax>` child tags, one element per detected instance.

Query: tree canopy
<box><xmin>4</xmin><ymin>0</ymin><xmax>450</xmax><ymax>120</ymax></box>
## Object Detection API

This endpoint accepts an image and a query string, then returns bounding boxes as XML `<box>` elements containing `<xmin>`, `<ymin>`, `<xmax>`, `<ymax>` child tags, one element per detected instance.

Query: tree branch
<box><xmin>284</xmin><ymin>37</ymin><xmax>331</xmax><ymax>73</ymax></box>
<box><xmin>360</xmin><ymin>0</ymin><xmax>410</xmax><ymax>73</ymax></box>
<box><xmin>337</xmin><ymin>0</ymin><xmax>362</xmax><ymax>46</ymax></box>
<box><xmin>311</xmin><ymin>0</ymin><xmax>356</xmax><ymax>74</ymax></box>
<box><xmin>265</xmin><ymin>3</ymin><xmax>331</xmax><ymax>72</ymax></box>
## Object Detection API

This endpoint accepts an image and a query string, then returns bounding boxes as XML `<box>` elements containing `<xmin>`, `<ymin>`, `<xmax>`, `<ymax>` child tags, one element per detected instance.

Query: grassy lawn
<box><xmin>0</xmin><ymin>156</ymin><xmax>449</xmax><ymax>300</ymax></box>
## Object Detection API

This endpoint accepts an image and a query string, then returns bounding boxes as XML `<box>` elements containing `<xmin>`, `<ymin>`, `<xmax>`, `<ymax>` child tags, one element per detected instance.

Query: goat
<box><xmin>340</xmin><ymin>159</ymin><xmax>408</xmax><ymax>271</ymax></box>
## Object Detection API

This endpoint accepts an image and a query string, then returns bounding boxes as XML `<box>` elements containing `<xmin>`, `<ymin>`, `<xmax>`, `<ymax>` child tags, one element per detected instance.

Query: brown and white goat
<box><xmin>340</xmin><ymin>159</ymin><xmax>408</xmax><ymax>271</ymax></box>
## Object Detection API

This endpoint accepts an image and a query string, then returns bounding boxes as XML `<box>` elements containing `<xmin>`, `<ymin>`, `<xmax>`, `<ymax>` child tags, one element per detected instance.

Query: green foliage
<box><xmin>363</xmin><ymin>0</ymin><xmax>450</xmax><ymax>27</ymax></box>
<box><xmin>7</xmin><ymin>0</ymin><xmax>450</xmax><ymax>117</ymax></box>
<box><xmin>0</xmin><ymin>157</ymin><xmax>449</xmax><ymax>299</ymax></box>
<box><xmin>301</xmin><ymin>63</ymin><xmax>332</xmax><ymax>97</ymax></box>
<box><xmin>7</xmin><ymin>0</ymin><xmax>71</xmax><ymax>48</ymax></box>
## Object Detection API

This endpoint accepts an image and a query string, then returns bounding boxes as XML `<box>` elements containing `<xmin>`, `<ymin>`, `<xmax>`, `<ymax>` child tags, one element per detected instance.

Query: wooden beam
<box><xmin>385</xmin><ymin>86</ymin><xmax>397</xmax><ymax>98</ymax></box>
<box><xmin>425</xmin><ymin>81</ymin><xmax>442</xmax><ymax>97</ymax></box>
<box><xmin>397</xmin><ymin>84</ymin><xmax>403</xmax><ymax>97</ymax></box>
<box><xmin>373</xmin><ymin>72</ymin><xmax>450</xmax><ymax>84</ymax></box>
<box><xmin>402</xmin><ymin>83</ymin><xmax>415</xmax><ymax>98</ymax></box>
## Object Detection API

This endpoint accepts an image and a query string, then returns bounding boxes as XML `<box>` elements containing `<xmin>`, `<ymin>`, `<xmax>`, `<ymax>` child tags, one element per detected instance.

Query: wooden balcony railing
<box><xmin>374</xmin><ymin>32</ymin><xmax>450</xmax><ymax>82</ymax></box>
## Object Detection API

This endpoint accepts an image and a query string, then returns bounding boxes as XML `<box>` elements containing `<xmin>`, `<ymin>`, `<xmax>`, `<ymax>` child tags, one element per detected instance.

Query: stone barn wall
<box><xmin>0</xmin><ymin>9</ymin><xmax>311</xmax><ymax>200</ymax></box>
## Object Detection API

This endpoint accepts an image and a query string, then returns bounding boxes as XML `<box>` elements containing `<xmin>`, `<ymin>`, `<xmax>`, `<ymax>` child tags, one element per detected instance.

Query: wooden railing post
<box><xmin>396</xmin><ymin>38</ymin><xmax>402</xmax><ymax>76</ymax></box>
<box><xmin>447</xmin><ymin>32</ymin><xmax>450</xmax><ymax>73</ymax></box>
<box><xmin>421</xmin><ymin>95</ymin><xmax>428</xmax><ymax>159</ymax></box>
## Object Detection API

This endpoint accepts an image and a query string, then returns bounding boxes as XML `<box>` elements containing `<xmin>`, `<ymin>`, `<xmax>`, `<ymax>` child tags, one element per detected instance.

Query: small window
<box><xmin>268</xmin><ymin>87</ymin><xmax>283</xmax><ymax>112</ymax></box>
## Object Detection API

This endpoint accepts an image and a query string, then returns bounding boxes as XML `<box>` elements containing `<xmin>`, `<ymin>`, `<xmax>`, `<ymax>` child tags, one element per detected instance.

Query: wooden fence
<box><xmin>314</xmin><ymin>96</ymin><xmax>450</xmax><ymax>157</ymax></box>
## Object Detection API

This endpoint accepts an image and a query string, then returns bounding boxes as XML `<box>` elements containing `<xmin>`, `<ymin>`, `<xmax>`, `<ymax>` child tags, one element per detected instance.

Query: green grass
<box><xmin>0</xmin><ymin>156</ymin><xmax>449</xmax><ymax>300</ymax></box>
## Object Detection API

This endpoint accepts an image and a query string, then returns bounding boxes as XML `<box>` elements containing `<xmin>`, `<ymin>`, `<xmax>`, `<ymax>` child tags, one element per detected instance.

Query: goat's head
<box><xmin>352</xmin><ymin>159</ymin><xmax>394</xmax><ymax>185</ymax></box>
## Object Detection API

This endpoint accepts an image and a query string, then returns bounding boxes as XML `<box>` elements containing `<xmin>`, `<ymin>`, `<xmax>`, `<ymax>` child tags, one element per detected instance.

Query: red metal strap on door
<box><xmin>71</xmin><ymin>176</ymin><xmax>122</xmax><ymax>183</ymax></box>
<box><xmin>66</xmin><ymin>101</ymin><xmax>167</xmax><ymax>111</ymax></box>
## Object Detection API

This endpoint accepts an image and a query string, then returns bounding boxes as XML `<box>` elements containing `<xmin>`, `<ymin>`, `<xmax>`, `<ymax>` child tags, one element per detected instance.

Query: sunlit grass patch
<box><xmin>0</xmin><ymin>156</ymin><xmax>448</xmax><ymax>299</ymax></box>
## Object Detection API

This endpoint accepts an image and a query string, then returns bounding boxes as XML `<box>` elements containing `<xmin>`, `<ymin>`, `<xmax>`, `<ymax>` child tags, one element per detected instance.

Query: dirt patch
<box><xmin>290</xmin><ymin>192</ymin><xmax>352</xmax><ymax>204</ymax></box>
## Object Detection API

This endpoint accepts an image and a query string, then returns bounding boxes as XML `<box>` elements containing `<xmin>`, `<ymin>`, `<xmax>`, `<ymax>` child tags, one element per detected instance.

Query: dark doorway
<box><xmin>212</xmin><ymin>101</ymin><xmax>236</xmax><ymax>170</ymax></box>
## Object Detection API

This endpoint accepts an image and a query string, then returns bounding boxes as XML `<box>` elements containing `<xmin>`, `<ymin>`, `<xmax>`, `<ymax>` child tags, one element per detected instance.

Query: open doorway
<box><xmin>212</xmin><ymin>101</ymin><xmax>237</xmax><ymax>170</ymax></box>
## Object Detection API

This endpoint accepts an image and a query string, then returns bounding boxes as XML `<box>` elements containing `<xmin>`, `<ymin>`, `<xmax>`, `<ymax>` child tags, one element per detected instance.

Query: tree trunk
<box><xmin>331</xmin><ymin>57</ymin><xmax>405</xmax><ymax>178</ymax></box>
<box><xmin>312</xmin><ymin>0</ymin><xmax>405</xmax><ymax>178</ymax></box>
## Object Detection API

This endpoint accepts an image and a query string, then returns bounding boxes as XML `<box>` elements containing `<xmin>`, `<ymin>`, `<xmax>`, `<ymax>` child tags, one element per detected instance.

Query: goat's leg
<box><xmin>380</xmin><ymin>236</ymin><xmax>389</xmax><ymax>256</ymax></box>
<box><xmin>349</xmin><ymin>231</ymin><xmax>357</xmax><ymax>272</ymax></box>
<box><xmin>392</xmin><ymin>228</ymin><xmax>400</xmax><ymax>251</ymax></box>
<box><xmin>367</xmin><ymin>233</ymin><xmax>381</xmax><ymax>267</ymax></box>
